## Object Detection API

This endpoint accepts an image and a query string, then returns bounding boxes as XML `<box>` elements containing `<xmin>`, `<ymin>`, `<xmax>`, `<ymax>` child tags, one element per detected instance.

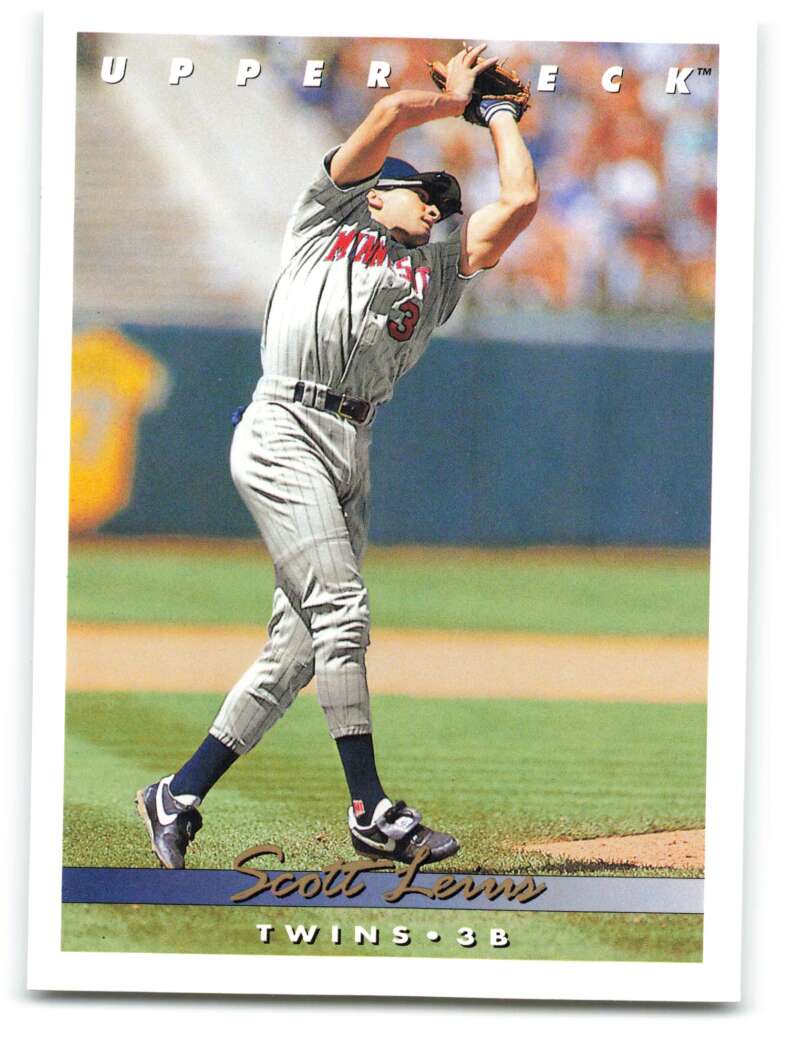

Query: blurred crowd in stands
<box><xmin>268</xmin><ymin>37</ymin><xmax>718</xmax><ymax>318</ymax></box>
<box><xmin>74</xmin><ymin>35</ymin><xmax>717</xmax><ymax>326</ymax></box>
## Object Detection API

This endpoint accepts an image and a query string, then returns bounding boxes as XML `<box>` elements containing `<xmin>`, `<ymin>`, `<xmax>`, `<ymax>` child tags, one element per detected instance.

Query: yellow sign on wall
<box><xmin>69</xmin><ymin>329</ymin><xmax>169</xmax><ymax>534</ymax></box>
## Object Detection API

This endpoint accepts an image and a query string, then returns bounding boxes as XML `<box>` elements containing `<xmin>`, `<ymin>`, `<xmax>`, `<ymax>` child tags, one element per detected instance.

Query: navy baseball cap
<box><xmin>377</xmin><ymin>157</ymin><xmax>463</xmax><ymax>220</ymax></box>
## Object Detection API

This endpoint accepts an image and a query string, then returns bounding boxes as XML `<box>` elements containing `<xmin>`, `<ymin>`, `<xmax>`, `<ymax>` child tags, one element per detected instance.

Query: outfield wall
<box><xmin>98</xmin><ymin>325</ymin><xmax>712</xmax><ymax>546</ymax></box>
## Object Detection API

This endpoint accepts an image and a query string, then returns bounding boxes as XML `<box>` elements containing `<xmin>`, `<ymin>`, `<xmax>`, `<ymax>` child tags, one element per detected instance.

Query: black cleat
<box><xmin>136</xmin><ymin>776</ymin><xmax>203</xmax><ymax>870</ymax></box>
<box><xmin>349</xmin><ymin>798</ymin><xmax>459</xmax><ymax>865</ymax></box>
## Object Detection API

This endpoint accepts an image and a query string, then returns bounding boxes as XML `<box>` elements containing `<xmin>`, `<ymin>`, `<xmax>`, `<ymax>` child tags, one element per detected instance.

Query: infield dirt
<box><xmin>526</xmin><ymin>829</ymin><xmax>705</xmax><ymax>871</ymax></box>
<box><xmin>67</xmin><ymin>621</ymin><xmax>707</xmax><ymax>702</ymax></box>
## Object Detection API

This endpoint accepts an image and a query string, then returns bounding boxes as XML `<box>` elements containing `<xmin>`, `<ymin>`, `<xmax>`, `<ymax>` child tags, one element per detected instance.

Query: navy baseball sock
<box><xmin>335</xmin><ymin>734</ymin><xmax>387</xmax><ymax>826</ymax></box>
<box><xmin>170</xmin><ymin>734</ymin><xmax>239</xmax><ymax>802</ymax></box>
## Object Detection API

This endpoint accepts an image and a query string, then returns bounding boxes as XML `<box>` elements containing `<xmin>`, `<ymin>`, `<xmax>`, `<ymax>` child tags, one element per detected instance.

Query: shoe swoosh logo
<box><xmin>352</xmin><ymin>826</ymin><xmax>395</xmax><ymax>852</ymax></box>
<box><xmin>155</xmin><ymin>782</ymin><xmax>179</xmax><ymax>825</ymax></box>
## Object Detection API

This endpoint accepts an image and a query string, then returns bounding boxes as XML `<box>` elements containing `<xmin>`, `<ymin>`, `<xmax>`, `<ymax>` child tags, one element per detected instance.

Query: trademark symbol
<box><xmin>697</xmin><ymin>68</ymin><xmax>713</xmax><ymax>76</ymax></box>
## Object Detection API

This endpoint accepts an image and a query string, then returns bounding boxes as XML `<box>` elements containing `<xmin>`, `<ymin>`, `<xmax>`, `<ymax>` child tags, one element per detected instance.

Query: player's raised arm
<box><xmin>458</xmin><ymin>112</ymin><xmax>540</xmax><ymax>276</ymax></box>
<box><xmin>329</xmin><ymin>45</ymin><xmax>498</xmax><ymax>187</ymax></box>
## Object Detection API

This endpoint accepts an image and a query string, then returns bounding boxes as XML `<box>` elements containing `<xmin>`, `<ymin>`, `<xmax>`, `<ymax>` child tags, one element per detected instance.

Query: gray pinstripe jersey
<box><xmin>254</xmin><ymin>147</ymin><xmax>476</xmax><ymax>406</ymax></box>
<box><xmin>211</xmin><ymin>147</ymin><xmax>484</xmax><ymax>750</ymax></box>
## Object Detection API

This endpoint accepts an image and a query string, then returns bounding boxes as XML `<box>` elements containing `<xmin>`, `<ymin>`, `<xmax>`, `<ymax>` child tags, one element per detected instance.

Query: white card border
<box><xmin>28</xmin><ymin>3</ymin><xmax>756</xmax><ymax>1002</ymax></box>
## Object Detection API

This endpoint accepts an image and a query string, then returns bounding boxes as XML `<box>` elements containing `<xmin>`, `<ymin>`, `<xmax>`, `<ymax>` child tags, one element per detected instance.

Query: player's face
<box><xmin>375</xmin><ymin>188</ymin><xmax>441</xmax><ymax>246</ymax></box>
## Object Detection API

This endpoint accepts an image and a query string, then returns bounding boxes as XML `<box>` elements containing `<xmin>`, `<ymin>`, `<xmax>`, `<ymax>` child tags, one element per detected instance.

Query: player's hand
<box><xmin>444</xmin><ymin>43</ymin><xmax>499</xmax><ymax>103</ymax></box>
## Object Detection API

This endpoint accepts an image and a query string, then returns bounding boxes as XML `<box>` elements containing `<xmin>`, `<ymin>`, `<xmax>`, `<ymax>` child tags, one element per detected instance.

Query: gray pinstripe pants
<box><xmin>210</xmin><ymin>393</ymin><xmax>373</xmax><ymax>753</ymax></box>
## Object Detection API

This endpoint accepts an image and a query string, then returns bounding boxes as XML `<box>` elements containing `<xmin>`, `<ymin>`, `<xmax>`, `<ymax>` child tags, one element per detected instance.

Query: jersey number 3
<box><xmin>387</xmin><ymin>299</ymin><xmax>421</xmax><ymax>342</ymax></box>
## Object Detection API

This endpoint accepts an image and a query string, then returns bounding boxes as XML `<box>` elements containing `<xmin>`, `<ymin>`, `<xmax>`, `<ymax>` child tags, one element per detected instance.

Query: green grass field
<box><xmin>62</xmin><ymin>540</ymin><xmax>708</xmax><ymax>962</ymax></box>
<box><xmin>61</xmin><ymin>905</ymin><xmax>703</xmax><ymax>963</ymax></box>
<box><xmin>68</xmin><ymin>542</ymin><xmax>710</xmax><ymax>635</ymax></box>
<box><xmin>64</xmin><ymin>692</ymin><xmax>706</xmax><ymax>873</ymax></box>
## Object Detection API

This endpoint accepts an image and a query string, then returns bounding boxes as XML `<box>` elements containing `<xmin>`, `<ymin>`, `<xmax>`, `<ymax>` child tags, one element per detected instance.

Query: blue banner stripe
<box><xmin>61</xmin><ymin>867</ymin><xmax>703</xmax><ymax>915</ymax></box>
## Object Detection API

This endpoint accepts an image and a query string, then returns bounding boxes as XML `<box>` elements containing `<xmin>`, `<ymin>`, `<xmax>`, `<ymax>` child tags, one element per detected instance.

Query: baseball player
<box><xmin>137</xmin><ymin>44</ymin><xmax>539</xmax><ymax>869</ymax></box>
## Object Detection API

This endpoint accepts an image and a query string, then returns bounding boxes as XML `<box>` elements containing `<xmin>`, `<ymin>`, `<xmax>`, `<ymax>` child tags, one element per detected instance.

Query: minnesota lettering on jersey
<box><xmin>323</xmin><ymin>222</ymin><xmax>434</xmax><ymax>342</ymax></box>
<box><xmin>324</xmin><ymin>223</ymin><xmax>432</xmax><ymax>298</ymax></box>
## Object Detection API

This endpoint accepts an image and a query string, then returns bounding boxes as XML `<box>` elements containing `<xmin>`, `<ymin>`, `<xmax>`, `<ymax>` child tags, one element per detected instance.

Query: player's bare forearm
<box><xmin>329</xmin><ymin>91</ymin><xmax>470</xmax><ymax>187</ymax></box>
<box><xmin>330</xmin><ymin>45</ymin><xmax>498</xmax><ymax>186</ymax></box>
<box><xmin>459</xmin><ymin>112</ymin><xmax>539</xmax><ymax>276</ymax></box>
<box><xmin>492</xmin><ymin>111</ymin><xmax>539</xmax><ymax>208</ymax></box>
<box><xmin>390</xmin><ymin>89</ymin><xmax>474</xmax><ymax>126</ymax></box>
<box><xmin>390</xmin><ymin>44</ymin><xmax>499</xmax><ymax>128</ymax></box>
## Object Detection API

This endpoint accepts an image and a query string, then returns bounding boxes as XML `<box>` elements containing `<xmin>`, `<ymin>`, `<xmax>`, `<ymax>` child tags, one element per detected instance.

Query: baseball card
<box><xmin>28</xmin><ymin>6</ymin><xmax>755</xmax><ymax>1003</ymax></box>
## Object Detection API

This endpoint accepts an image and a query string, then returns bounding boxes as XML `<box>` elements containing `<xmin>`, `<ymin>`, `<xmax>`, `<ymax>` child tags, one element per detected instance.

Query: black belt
<box><xmin>293</xmin><ymin>382</ymin><xmax>374</xmax><ymax>425</ymax></box>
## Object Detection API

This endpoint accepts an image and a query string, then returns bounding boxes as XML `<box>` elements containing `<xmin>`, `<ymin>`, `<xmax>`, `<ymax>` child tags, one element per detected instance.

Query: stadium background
<box><xmin>64</xmin><ymin>34</ymin><xmax>714</xmax><ymax>962</ymax></box>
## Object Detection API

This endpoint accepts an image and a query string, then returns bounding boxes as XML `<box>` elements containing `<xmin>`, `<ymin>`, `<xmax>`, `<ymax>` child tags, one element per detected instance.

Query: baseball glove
<box><xmin>428</xmin><ymin>50</ymin><xmax>532</xmax><ymax>127</ymax></box>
